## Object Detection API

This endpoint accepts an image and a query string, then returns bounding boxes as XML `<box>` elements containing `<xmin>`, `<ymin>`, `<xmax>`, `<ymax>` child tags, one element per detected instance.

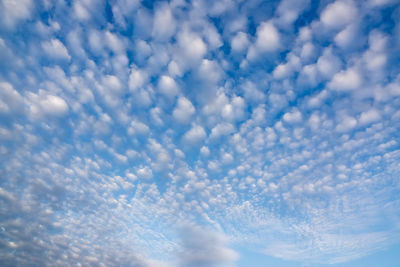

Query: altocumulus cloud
<box><xmin>1</xmin><ymin>0</ymin><xmax>400</xmax><ymax>266</ymax></box>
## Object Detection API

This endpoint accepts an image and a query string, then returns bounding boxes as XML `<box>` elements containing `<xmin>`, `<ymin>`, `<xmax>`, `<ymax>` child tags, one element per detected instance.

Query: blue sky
<box><xmin>0</xmin><ymin>0</ymin><xmax>400</xmax><ymax>266</ymax></box>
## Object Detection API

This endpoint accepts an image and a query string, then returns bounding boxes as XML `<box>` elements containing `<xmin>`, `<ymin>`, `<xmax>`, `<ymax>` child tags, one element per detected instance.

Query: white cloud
<box><xmin>88</xmin><ymin>30</ymin><xmax>104</xmax><ymax>54</ymax></box>
<box><xmin>242</xmin><ymin>81</ymin><xmax>266</xmax><ymax>103</ymax></box>
<box><xmin>178</xmin><ymin>224</ymin><xmax>239</xmax><ymax>267</ymax></box>
<box><xmin>111</xmin><ymin>0</ymin><xmax>141</xmax><ymax>27</ymax></box>
<box><xmin>103</xmin><ymin>75</ymin><xmax>123</xmax><ymax>94</ymax></box>
<box><xmin>283</xmin><ymin>109</ymin><xmax>302</xmax><ymax>124</ymax></box>
<box><xmin>176</xmin><ymin>29</ymin><xmax>207</xmax><ymax>70</ymax></box>
<box><xmin>136</xmin><ymin>166</ymin><xmax>153</xmax><ymax>180</ymax></box>
<box><xmin>255</xmin><ymin>21</ymin><xmax>280</xmax><ymax>51</ymax></box>
<box><xmin>368</xmin><ymin>0</ymin><xmax>397</xmax><ymax>6</ymax></box>
<box><xmin>0</xmin><ymin>126</ymin><xmax>13</xmax><ymax>140</ymax></box>
<box><xmin>317</xmin><ymin>48</ymin><xmax>342</xmax><ymax>80</ymax></box>
<box><xmin>203</xmin><ymin>24</ymin><xmax>222</xmax><ymax>50</ymax></box>
<box><xmin>300</xmin><ymin>42</ymin><xmax>315</xmax><ymax>61</ymax></box>
<box><xmin>320</xmin><ymin>0</ymin><xmax>357</xmax><ymax>29</ymax></box>
<box><xmin>221</xmin><ymin>152</ymin><xmax>234</xmax><ymax>165</ymax></box>
<box><xmin>273</xmin><ymin>54</ymin><xmax>301</xmax><ymax>80</ymax></box>
<box><xmin>363</xmin><ymin>31</ymin><xmax>388</xmax><ymax>72</ymax></box>
<box><xmin>40</xmin><ymin>95</ymin><xmax>69</xmax><ymax>116</ymax></box>
<box><xmin>2</xmin><ymin>1</ymin><xmax>400</xmax><ymax>266</ymax></box>
<box><xmin>197</xmin><ymin>59</ymin><xmax>223</xmax><ymax>85</ymax></box>
<box><xmin>0</xmin><ymin>82</ymin><xmax>23</xmax><ymax>114</ymax></box>
<box><xmin>336</xmin><ymin>115</ymin><xmax>357</xmax><ymax>132</ymax></box>
<box><xmin>158</xmin><ymin>75</ymin><xmax>179</xmax><ymax>98</ymax></box>
<box><xmin>308</xmin><ymin>113</ymin><xmax>321</xmax><ymax>131</ymax></box>
<box><xmin>247</xmin><ymin>21</ymin><xmax>280</xmax><ymax>59</ymax></box>
<box><xmin>152</xmin><ymin>3</ymin><xmax>176</xmax><ymax>41</ymax></box>
<box><xmin>173</xmin><ymin>97</ymin><xmax>196</xmax><ymax>124</ymax></box>
<box><xmin>1</xmin><ymin>0</ymin><xmax>33</xmax><ymax>28</ymax></box>
<box><xmin>200</xmin><ymin>146</ymin><xmax>210</xmax><ymax>157</ymax></box>
<box><xmin>73</xmin><ymin>0</ymin><xmax>90</xmax><ymax>20</ymax></box>
<box><xmin>150</xmin><ymin>107</ymin><xmax>164</xmax><ymax>126</ymax></box>
<box><xmin>42</xmin><ymin>39</ymin><xmax>71</xmax><ymax>60</ymax></box>
<box><xmin>334</xmin><ymin>24</ymin><xmax>358</xmax><ymax>49</ymax></box>
<box><xmin>183</xmin><ymin>125</ymin><xmax>206</xmax><ymax>145</ymax></box>
<box><xmin>128</xmin><ymin>120</ymin><xmax>149</xmax><ymax>136</ymax></box>
<box><xmin>67</xmin><ymin>28</ymin><xmax>86</xmax><ymax>58</ymax></box>
<box><xmin>359</xmin><ymin>109</ymin><xmax>381</xmax><ymax>125</ymax></box>
<box><xmin>221</xmin><ymin>96</ymin><xmax>245</xmax><ymax>122</ymax></box>
<box><xmin>231</xmin><ymin>31</ymin><xmax>249</xmax><ymax>53</ymax></box>
<box><xmin>329</xmin><ymin>67</ymin><xmax>362</xmax><ymax>91</ymax></box>
<box><xmin>168</xmin><ymin>60</ymin><xmax>183</xmax><ymax>77</ymax></box>
<box><xmin>210</xmin><ymin>123</ymin><xmax>235</xmax><ymax>139</ymax></box>
<box><xmin>275</xmin><ymin>0</ymin><xmax>310</xmax><ymax>27</ymax></box>
<box><xmin>105</xmin><ymin>31</ymin><xmax>125</xmax><ymax>54</ymax></box>
<box><xmin>129</xmin><ymin>67</ymin><xmax>148</xmax><ymax>91</ymax></box>
<box><xmin>26</xmin><ymin>90</ymin><xmax>69</xmax><ymax>118</ymax></box>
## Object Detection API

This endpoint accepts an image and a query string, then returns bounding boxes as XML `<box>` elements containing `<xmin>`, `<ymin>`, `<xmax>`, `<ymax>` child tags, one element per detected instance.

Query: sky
<box><xmin>0</xmin><ymin>0</ymin><xmax>400</xmax><ymax>266</ymax></box>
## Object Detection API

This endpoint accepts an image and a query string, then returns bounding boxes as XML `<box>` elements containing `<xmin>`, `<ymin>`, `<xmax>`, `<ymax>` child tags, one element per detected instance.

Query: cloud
<box><xmin>0</xmin><ymin>0</ymin><xmax>33</xmax><ymax>29</ymax></box>
<box><xmin>173</xmin><ymin>97</ymin><xmax>196</xmax><ymax>124</ymax></box>
<box><xmin>178</xmin><ymin>224</ymin><xmax>239</xmax><ymax>267</ymax></box>
<box><xmin>231</xmin><ymin>32</ymin><xmax>249</xmax><ymax>53</ymax></box>
<box><xmin>317</xmin><ymin>48</ymin><xmax>342</xmax><ymax>80</ymax></box>
<box><xmin>183</xmin><ymin>125</ymin><xmax>206</xmax><ymax>145</ymax></box>
<box><xmin>334</xmin><ymin>24</ymin><xmax>359</xmax><ymax>49</ymax></box>
<box><xmin>103</xmin><ymin>75</ymin><xmax>123</xmax><ymax>94</ymax></box>
<box><xmin>336</xmin><ymin>115</ymin><xmax>357</xmax><ymax>132</ymax></box>
<box><xmin>210</xmin><ymin>123</ymin><xmax>235</xmax><ymax>139</ymax></box>
<box><xmin>328</xmin><ymin>67</ymin><xmax>362</xmax><ymax>91</ymax></box>
<box><xmin>129</xmin><ymin>67</ymin><xmax>148</xmax><ymax>91</ymax></box>
<box><xmin>242</xmin><ymin>81</ymin><xmax>266</xmax><ymax>103</ymax></box>
<box><xmin>152</xmin><ymin>3</ymin><xmax>176</xmax><ymax>41</ymax></box>
<box><xmin>359</xmin><ymin>109</ymin><xmax>381</xmax><ymax>125</ymax></box>
<box><xmin>88</xmin><ymin>29</ymin><xmax>104</xmax><ymax>54</ymax></box>
<box><xmin>73</xmin><ymin>0</ymin><xmax>90</xmax><ymax>20</ymax></box>
<box><xmin>320</xmin><ymin>0</ymin><xmax>358</xmax><ymax>29</ymax></box>
<box><xmin>255</xmin><ymin>21</ymin><xmax>280</xmax><ymax>52</ymax></box>
<box><xmin>128</xmin><ymin>119</ymin><xmax>150</xmax><ymax>136</ymax></box>
<box><xmin>42</xmin><ymin>39</ymin><xmax>71</xmax><ymax>61</ymax></box>
<box><xmin>158</xmin><ymin>75</ymin><xmax>179</xmax><ymax>98</ymax></box>
<box><xmin>275</xmin><ymin>0</ymin><xmax>310</xmax><ymax>27</ymax></box>
<box><xmin>197</xmin><ymin>59</ymin><xmax>223</xmax><ymax>86</ymax></box>
<box><xmin>247</xmin><ymin>21</ymin><xmax>280</xmax><ymax>59</ymax></box>
<box><xmin>176</xmin><ymin>29</ymin><xmax>207</xmax><ymax>69</ymax></box>
<box><xmin>283</xmin><ymin>109</ymin><xmax>302</xmax><ymax>124</ymax></box>
<box><xmin>1</xmin><ymin>1</ymin><xmax>400</xmax><ymax>266</ymax></box>
<box><xmin>25</xmin><ymin>90</ymin><xmax>69</xmax><ymax>119</ymax></box>
<box><xmin>136</xmin><ymin>166</ymin><xmax>153</xmax><ymax>179</ymax></box>
<box><xmin>105</xmin><ymin>31</ymin><xmax>126</xmax><ymax>54</ymax></box>
<box><xmin>39</xmin><ymin>95</ymin><xmax>69</xmax><ymax>116</ymax></box>
<box><xmin>0</xmin><ymin>82</ymin><xmax>24</xmax><ymax>114</ymax></box>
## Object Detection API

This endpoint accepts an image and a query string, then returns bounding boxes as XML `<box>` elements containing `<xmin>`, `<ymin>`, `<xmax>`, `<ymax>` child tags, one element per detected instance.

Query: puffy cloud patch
<box><xmin>183</xmin><ymin>125</ymin><xmax>206</xmax><ymax>145</ymax></box>
<box><xmin>42</xmin><ymin>39</ymin><xmax>71</xmax><ymax>61</ymax></box>
<box><xmin>152</xmin><ymin>3</ymin><xmax>176</xmax><ymax>41</ymax></box>
<box><xmin>178</xmin><ymin>224</ymin><xmax>239</xmax><ymax>267</ymax></box>
<box><xmin>231</xmin><ymin>32</ymin><xmax>249</xmax><ymax>53</ymax></box>
<box><xmin>320</xmin><ymin>0</ymin><xmax>358</xmax><ymax>30</ymax></box>
<box><xmin>173</xmin><ymin>97</ymin><xmax>196</xmax><ymax>124</ymax></box>
<box><xmin>0</xmin><ymin>82</ymin><xmax>24</xmax><ymax>114</ymax></box>
<box><xmin>1</xmin><ymin>1</ymin><xmax>400</xmax><ymax>266</ymax></box>
<box><xmin>25</xmin><ymin>91</ymin><xmax>69</xmax><ymax>118</ymax></box>
<box><xmin>329</xmin><ymin>67</ymin><xmax>362</xmax><ymax>91</ymax></box>
<box><xmin>0</xmin><ymin>0</ymin><xmax>33</xmax><ymax>28</ymax></box>
<box><xmin>158</xmin><ymin>75</ymin><xmax>179</xmax><ymax>98</ymax></box>
<box><xmin>247</xmin><ymin>21</ymin><xmax>280</xmax><ymax>60</ymax></box>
